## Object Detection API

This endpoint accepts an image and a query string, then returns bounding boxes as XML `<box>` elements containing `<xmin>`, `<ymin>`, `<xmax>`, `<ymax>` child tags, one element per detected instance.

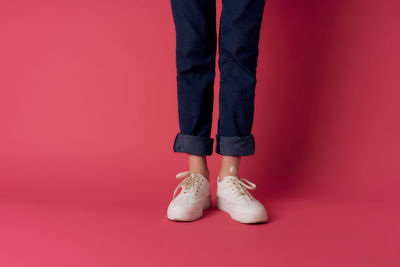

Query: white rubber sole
<box><xmin>216</xmin><ymin>197</ymin><xmax>268</xmax><ymax>224</ymax></box>
<box><xmin>167</xmin><ymin>195</ymin><xmax>212</xmax><ymax>222</ymax></box>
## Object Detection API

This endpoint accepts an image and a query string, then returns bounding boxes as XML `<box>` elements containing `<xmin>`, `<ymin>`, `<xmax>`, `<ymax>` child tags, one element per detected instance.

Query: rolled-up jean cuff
<box><xmin>215</xmin><ymin>134</ymin><xmax>255</xmax><ymax>156</ymax></box>
<box><xmin>173</xmin><ymin>133</ymin><xmax>214</xmax><ymax>156</ymax></box>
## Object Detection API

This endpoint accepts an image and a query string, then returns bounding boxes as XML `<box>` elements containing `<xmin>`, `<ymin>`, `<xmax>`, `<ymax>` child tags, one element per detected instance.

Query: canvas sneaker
<box><xmin>216</xmin><ymin>169</ymin><xmax>268</xmax><ymax>224</ymax></box>
<box><xmin>167</xmin><ymin>170</ymin><xmax>212</xmax><ymax>222</ymax></box>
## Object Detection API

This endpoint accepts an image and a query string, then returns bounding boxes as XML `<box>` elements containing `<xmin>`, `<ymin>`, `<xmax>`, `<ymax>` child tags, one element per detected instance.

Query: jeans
<box><xmin>170</xmin><ymin>0</ymin><xmax>266</xmax><ymax>156</ymax></box>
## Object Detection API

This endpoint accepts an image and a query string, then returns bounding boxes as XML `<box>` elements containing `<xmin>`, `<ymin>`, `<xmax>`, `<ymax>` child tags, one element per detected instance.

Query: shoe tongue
<box><xmin>183</xmin><ymin>174</ymin><xmax>200</xmax><ymax>190</ymax></box>
<box><xmin>183</xmin><ymin>179</ymin><xmax>194</xmax><ymax>190</ymax></box>
<box><xmin>227</xmin><ymin>176</ymin><xmax>248</xmax><ymax>197</ymax></box>
<box><xmin>227</xmin><ymin>175</ymin><xmax>240</xmax><ymax>181</ymax></box>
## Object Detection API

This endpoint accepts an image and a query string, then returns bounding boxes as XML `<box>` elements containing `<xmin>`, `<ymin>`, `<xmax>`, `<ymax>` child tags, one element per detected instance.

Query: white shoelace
<box><xmin>224</xmin><ymin>175</ymin><xmax>257</xmax><ymax>199</ymax></box>
<box><xmin>172</xmin><ymin>171</ymin><xmax>204</xmax><ymax>199</ymax></box>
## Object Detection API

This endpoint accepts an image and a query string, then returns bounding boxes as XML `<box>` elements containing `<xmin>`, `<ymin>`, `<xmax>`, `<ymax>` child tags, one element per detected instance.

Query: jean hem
<box><xmin>215</xmin><ymin>134</ymin><xmax>255</xmax><ymax>156</ymax></box>
<box><xmin>173</xmin><ymin>133</ymin><xmax>214</xmax><ymax>156</ymax></box>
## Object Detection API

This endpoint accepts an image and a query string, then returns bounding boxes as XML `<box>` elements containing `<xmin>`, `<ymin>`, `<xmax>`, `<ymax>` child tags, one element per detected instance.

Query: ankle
<box><xmin>219</xmin><ymin>164</ymin><xmax>239</xmax><ymax>180</ymax></box>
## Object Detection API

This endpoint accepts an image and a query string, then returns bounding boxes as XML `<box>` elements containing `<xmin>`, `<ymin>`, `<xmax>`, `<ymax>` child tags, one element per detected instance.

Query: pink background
<box><xmin>0</xmin><ymin>0</ymin><xmax>399</xmax><ymax>266</ymax></box>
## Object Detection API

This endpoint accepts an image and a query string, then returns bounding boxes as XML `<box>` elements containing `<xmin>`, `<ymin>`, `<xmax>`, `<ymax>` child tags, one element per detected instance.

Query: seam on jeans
<box><xmin>219</xmin><ymin>6</ymin><xmax>225</xmax><ymax>138</ymax></box>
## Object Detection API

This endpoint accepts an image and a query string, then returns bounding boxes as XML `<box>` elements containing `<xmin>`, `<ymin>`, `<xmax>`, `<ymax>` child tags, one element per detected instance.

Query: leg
<box><xmin>216</xmin><ymin>0</ymin><xmax>266</xmax><ymax>156</ymax></box>
<box><xmin>218</xmin><ymin>155</ymin><xmax>240</xmax><ymax>181</ymax></box>
<box><xmin>189</xmin><ymin>155</ymin><xmax>210</xmax><ymax>180</ymax></box>
<box><xmin>214</xmin><ymin>0</ymin><xmax>268</xmax><ymax>224</ymax></box>
<box><xmin>171</xmin><ymin>0</ymin><xmax>217</xmax><ymax>157</ymax></box>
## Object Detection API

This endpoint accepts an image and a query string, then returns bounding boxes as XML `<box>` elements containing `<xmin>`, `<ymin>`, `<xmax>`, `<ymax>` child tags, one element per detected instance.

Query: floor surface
<box><xmin>1</xmin><ymin>195</ymin><xmax>398</xmax><ymax>267</ymax></box>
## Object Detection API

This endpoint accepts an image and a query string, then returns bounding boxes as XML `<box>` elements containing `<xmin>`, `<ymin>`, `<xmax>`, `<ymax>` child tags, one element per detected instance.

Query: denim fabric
<box><xmin>171</xmin><ymin>0</ymin><xmax>266</xmax><ymax>156</ymax></box>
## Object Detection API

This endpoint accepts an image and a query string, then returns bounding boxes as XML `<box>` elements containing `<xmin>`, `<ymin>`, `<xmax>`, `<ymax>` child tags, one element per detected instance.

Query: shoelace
<box><xmin>224</xmin><ymin>175</ymin><xmax>257</xmax><ymax>199</ymax></box>
<box><xmin>172</xmin><ymin>171</ymin><xmax>204</xmax><ymax>199</ymax></box>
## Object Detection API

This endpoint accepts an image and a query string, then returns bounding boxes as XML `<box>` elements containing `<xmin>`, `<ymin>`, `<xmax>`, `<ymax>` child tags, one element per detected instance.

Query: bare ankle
<box><xmin>188</xmin><ymin>154</ymin><xmax>210</xmax><ymax>180</ymax></box>
<box><xmin>218</xmin><ymin>160</ymin><xmax>240</xmax><ymax>182</ymax></box>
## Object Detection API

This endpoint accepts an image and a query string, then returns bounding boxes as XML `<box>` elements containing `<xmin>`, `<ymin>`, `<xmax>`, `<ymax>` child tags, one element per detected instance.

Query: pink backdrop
<box><xmin>1</xmin><ymin>0</ymin><xmax>399</xmax><ymax>266</ymax></box>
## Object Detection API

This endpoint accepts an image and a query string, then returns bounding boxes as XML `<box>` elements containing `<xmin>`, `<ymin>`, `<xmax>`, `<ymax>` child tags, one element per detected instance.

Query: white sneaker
<box><xmin>167</xmin><ymin>170</ymin><xmax>212</xmax><ymax>222</ymax></box>
<box><xmin>216</xmin><ymin>169</ymin><xmax>268</xmax><ymax>224</ymax></box>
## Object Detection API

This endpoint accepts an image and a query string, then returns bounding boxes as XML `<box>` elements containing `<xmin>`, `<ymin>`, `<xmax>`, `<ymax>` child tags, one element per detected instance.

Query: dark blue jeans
<box><xmin>171</xmin><ymin>0</ymin><xmax>266</xmax><ymax>156</ymax></box>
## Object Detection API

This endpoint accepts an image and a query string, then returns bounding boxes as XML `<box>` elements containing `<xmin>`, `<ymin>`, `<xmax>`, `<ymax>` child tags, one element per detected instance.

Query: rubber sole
<box><xmin>167</xmin><ymin>195</ymin><xmax>212</xmax><ymax>222</ymax></box>
<box><xmin>216</xmin><ymin>197</ymin><xmax>268</xmax><ymax>224</ymax></box>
